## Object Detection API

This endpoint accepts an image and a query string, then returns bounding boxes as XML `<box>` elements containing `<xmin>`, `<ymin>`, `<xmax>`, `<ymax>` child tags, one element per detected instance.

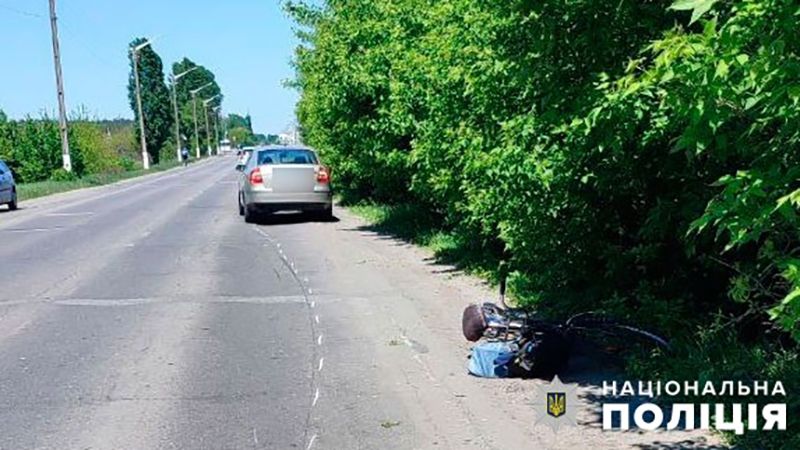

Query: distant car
<box><xmin>238</xmin><ymin>146</ymin><xmax>332</xmax><ymax>222</ymax></box>
<box><xmin>0</xmin><ymin>160</ymin><xmax>17</xmax><ymax>211</ymax></box>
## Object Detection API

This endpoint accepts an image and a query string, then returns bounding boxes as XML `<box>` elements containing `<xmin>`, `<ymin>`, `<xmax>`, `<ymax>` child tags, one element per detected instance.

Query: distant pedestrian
<box><xmin>181</xmin><ymin>147</ymin><xmax>189</xmax><ymax>167</ymax></box>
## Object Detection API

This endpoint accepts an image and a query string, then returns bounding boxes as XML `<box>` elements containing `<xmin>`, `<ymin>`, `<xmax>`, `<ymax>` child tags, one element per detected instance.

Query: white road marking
<box><xmin>45</xmin><ymin>212</ymin><xmax>94</xmax><ymax>217</ymax></box>
<box><xmin>252</xmin><ymin>428</ymin><xmax>258</xmax><ymax>445</ymax></box>
<box><xmin>53</xmin><ymin>296</ymin><xmax>307</xmax><ymax>306</ymax></box>
<box><xmin>2</xmin><ymin>227</ymin><xmax>63</xmax><ymax>233</ymax></box>
<box><xmin>310</xmin><ymin>301</ymin><xmax>315</xmax><ymax>308</ymax></box>
<box><xmin>306</xmin><ymin>434</ymin><xmax>317</xmax><ymax>450</ymax></box>
<box><xmin>308</xmin><ymin>288</ymin><xmax>313</xmax><ymax>295</ymax></box>
<box><xmin>318</xmin><ymin>358</ymin><xmax>324</xmax><ymax>371</ymax></box>
<box><xmin>253</xmin><ymin>228</ymin><xmax>275</xmax><ymax>243</ymax></box>
<box><xmin>413</xmin><ymin>354</ymin><xmax>438</xmax><ymax>382</ymax></box>
<box><xmin>314</xmin><ymin>315</ymin><xmax>320</xmax><ymax>324</ymax></box>
<box><xmin>312</xmin><ymin>388</ymin><xmax>320</xmax><ymax>406</ymax></box>
<box><xmin>317</xmin><ymin>335</ymin><xmax>323</xmax><ymax>345</ymax></box>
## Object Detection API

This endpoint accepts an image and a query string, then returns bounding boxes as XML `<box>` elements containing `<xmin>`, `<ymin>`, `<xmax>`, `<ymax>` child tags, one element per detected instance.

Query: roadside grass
<box><xmin>18</xmin><ymin>159</ymin><xmax>192</xmax><ymax>201</ymax></box>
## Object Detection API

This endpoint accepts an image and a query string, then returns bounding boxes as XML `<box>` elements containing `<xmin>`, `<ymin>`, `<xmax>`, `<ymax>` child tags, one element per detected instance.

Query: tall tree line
<box><xmin>127</xmin><ymin>39</ymin><xmax>223</xmax><ymax>162</ymax></box>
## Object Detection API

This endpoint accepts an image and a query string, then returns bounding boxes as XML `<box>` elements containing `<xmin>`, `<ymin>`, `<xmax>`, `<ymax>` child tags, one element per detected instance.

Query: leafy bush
<box><xmin>71</xmin><ymin>121</ymin><xmax>122</xmax><ymax>174</ymax></box>
<box><xmin>49</xmin><ymin>167</ymin><xmax>78</xmax><ymax>182</ymax></box>
<box><xmin>119</xmin><ymin>157</ymin><xmax>138</xmax><ymax>172</ymax></box>
<box><xmin>289</xmin><ymin>0</ymin><xmax>799</xmax><ymax>447</ymax></box>
<box><xmin>0</xmin><ymin>117</ymin><xmax>139</xmax><ymax>183</ymax></box>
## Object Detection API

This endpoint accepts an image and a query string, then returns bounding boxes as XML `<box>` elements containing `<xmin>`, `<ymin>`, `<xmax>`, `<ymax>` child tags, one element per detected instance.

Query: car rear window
<box><xmin>257</xmin><ymin>149</ymin><xmax>318</xmax><ymax>165</ymax></box>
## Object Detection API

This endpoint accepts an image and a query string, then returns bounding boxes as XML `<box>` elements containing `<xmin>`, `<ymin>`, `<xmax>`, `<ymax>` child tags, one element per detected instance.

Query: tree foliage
<box><xmin>172</xmin><ymin>58</ymin><xmax>223</xmax><ymax>155</ymax></box>
<box><xmin>290</xmin><ymin>1</ymin><xmax>800</xmax><ymax>446</ymax></box>
<box><xmin>0</xmin><ymin>114</ymin><xmax>138</xmax><ymax>183</ymax></box>
<box><xmin>127</xmin><ymin>38</ymin><xmax>173</xmax><ymax>164</ymax></box>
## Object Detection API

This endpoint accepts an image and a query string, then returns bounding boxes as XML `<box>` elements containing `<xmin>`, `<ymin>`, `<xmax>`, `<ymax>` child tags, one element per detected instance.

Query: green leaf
<box><xmin>669</xmin><ymin>0</ymin><xmax>720</xmax><ymax>24</ymax></box>
<box><xmin>744</xmin><ymin>96</ymin><xmax>760</xmax><ymax>110</ymax></box>
<box><xmin>779</xmin><ymin>288</ymin><xmax>800</xmax><ymax>307</ymax></box>
<box><xmin>735</xmin><ymin>54</ymin><xmax>750</xmax><ymax>65</ymax></box>
<box><xmin>715</xmin><ymin>60</ymin><xmax>729</xmax><ymax>79</ymax></box>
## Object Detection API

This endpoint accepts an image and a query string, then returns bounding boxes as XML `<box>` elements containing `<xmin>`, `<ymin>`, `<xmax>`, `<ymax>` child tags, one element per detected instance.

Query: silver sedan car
<box><xmin>237</xmin><ymin>146</ymin><xmax>332</xmax><ymax>222</ymax></box>
<box><xmin>0</xmin><ymin>159</ymin><xmax>17</xmax><ymax>211</ymax></box>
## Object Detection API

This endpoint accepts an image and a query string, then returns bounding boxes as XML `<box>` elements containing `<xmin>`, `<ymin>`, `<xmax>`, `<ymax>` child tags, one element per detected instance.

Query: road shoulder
<box><xmin>309</xmin><ymin>204</ymin><xmax>730</xmax><ymax>449</ymax></box>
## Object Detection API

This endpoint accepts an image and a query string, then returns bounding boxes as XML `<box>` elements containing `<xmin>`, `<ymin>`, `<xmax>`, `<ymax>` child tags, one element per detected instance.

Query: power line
<box><xmin>0</xmin><ymin>2</ymin><xmax>45</xmax><ymax>19</ymax></box>
<box><xmin>58</xmin><ymin>22</ymin><xmax>118</xmax><ymax>69</ymax></box>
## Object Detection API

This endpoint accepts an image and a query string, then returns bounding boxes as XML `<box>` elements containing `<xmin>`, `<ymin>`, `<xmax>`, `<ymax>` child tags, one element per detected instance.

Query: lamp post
<box><xmin>212</xmin><ymin>107</ymin><xmax>221</xmax><ymax>155</ymax></box>
<box><xmin>131</xmin><ymin>39</ymin><xmax>152</xmax><ymax>169</ymax></box>
<box><xmin>190</xmin><ymin>82</ymin><xmax>213</xmax><ymax>158</ymax></box>
<box><xmin>202</xmin><ymin>95</ymin><xmax>220</xmax><ymax>156</ymax></box>
<box><xmin>170</xmin><ymin>66</ymin><xmax>198</xmax><ymax>161</ymax></box>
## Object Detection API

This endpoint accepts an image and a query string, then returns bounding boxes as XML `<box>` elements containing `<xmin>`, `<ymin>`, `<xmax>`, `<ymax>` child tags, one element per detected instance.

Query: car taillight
<box><xmin>249</xmin><ymin>167</ymin><xmax>263</xmax><ymax>185</ymax></box>
<box><xmin>316</xmin><ymin>166</ymin><xmax>330</xmax><ymax>184</ymax></box>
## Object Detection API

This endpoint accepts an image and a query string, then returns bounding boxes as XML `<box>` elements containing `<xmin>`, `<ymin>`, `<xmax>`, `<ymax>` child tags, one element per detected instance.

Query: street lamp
<box><xmin>203</xmin><ymin>95</ymin><xmax>221</xmax><ymax>156</ymax></box>
<box><xmin>212</xmin><ymin>106</ymin><xmax>222</xmax><ymax>155</ymax></box>
<box><xmin>131</xmin><ymin>39</ymin><xmax>152</xmax><ymax>169</ymax></box>
<box><xmin>170</xmin><ymin>66</ymin><xmax>198</xmax><ymax>161</ymax></box>
<box><xmin>190</xmin><ymin>82</ymin><xmax>213</xmax><ymax>158</ymax></box>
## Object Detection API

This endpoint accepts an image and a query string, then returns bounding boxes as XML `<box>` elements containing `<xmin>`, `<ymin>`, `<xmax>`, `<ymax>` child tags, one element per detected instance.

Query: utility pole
<box><xmin>202</xmin><ymin>95</ymin><xmax>220</xmax><ymax>156</ymax></box>
<box><xmin>190</xmin><ymin>82</ymin><xmax>213</xmax><ymax>159</ymax></box>
<box><xmin>170</xmin><ymin>76</ymin><xmax>180</xmax><ymax>161</ymax></box>
<box><xmin>170</xmin><ymin>67</ymin><xmax>198</xmax><ymax>161</ymax></box>
<box><xmin>213</xmin><ymin>107</ymin><xmax>221</xmax><ymax>155</ymax></box>
<box><xmin>131</xmin><ymin>40</ymin><xmax>152</xmax><ymax>169</ymax></box>
<box><xmin>204</xmin><ymin>104</ymin><xmax>211</xmax><ymax>156</ymax></box>
<box><xmin>192</xmin><ymin>93</ymin><xmax>200</xmax><ymax>158</ymax></box>
<box><xmin>48</xmin><ymin>0</ymin><xmax>71</xmax><ymax>172</ymax></box>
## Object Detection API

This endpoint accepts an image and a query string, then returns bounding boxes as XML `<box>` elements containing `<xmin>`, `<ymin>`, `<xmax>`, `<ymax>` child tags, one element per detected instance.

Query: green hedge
<box><xmin>0</xmin><ymin>115</ymin><xmax>148</xmax><ymax>184</ymax></box>
<box><xmin>290</xmin><ymin>0</ymin><xmax>799</xmax><ymax>447</ymax></box>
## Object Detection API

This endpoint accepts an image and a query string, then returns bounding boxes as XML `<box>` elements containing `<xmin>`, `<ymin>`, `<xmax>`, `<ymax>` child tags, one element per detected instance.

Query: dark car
<box><xmin>0</xmin><ymin>160</ymin><xmax>17</xmax><ymax>211</ymax></box>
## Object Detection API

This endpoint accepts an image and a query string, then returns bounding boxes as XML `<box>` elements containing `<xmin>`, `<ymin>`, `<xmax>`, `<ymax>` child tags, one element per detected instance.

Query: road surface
<box><xmin>0</xmin><ymin>157</ymin><xmax>725</xmax><ymax>449</ymax></box>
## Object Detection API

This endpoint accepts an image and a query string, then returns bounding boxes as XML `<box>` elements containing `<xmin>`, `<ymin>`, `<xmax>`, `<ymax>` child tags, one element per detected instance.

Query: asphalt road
<box><xmin>0</xmin><ymin>157</ymin><xmax>725</xmax><ymax>450</ymax></box>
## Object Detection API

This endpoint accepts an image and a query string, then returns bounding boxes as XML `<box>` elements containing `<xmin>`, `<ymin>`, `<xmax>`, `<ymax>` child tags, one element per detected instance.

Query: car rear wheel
<box><xmin>238</xmin><ymin>192</ymin><xmax>245</xmax><ymax>216</ymax></box>
<box><xmin>315</xmin><ymin>206</ymin><xmax>333</xmax><ymax>221</ymax></box>
<box><xmin>244</xmin><ymin>205</ymin><xmax>256</xmax><ymax>223</ymax></box>
<box><xmin>8</xmin><ymin>190</ymin><xmax>17</xmax><ymax>211</ymax></box>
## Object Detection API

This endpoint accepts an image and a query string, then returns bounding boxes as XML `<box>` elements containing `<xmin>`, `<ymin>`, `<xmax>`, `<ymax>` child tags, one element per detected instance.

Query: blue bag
<box><xmin>467</xmin><ymin>341</ymin><xmax>517</xmax><ymax>378</ymax></box>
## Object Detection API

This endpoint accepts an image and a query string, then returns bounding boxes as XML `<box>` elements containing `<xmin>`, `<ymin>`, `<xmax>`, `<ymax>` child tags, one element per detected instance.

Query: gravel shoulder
<box><xmin>261</xmin><ymin>203</ymin><xmax>731</xmax><ymax>450</ymax></box>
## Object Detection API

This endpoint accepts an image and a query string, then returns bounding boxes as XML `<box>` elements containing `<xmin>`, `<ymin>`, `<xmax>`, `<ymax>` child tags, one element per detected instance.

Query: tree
<box><xmin>225</xmin><ymin>113</ymin><xmax>267</xmax><ymax>147</ymax></box>
<box><xmin>127</xmin><ymin>38</ymin><xmax>173</xmax><ymax>164</ymax></box>
<box><xmin>172</xmin><ymin>58</ymin><xmax>222</xmax><ymax>155</ymax></box>
<box><xmin>227</xmin><ymin>113</ymin><xmax>252</xmax><ymax>133</ymax></box>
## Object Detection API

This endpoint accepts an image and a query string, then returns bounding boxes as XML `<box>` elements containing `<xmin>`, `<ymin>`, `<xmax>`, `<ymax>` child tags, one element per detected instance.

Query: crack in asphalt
<box><xmin>251</xmin><ymin>225</ymin><xmax>323</xmax><ymax>450</ymax></box>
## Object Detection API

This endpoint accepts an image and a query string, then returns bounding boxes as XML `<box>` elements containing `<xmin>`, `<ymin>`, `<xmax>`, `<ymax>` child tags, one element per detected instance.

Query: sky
<box><xmin>0</xmin><ymin>0</ymin><xmax>299</xmax><ymax>134</ymax></box>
